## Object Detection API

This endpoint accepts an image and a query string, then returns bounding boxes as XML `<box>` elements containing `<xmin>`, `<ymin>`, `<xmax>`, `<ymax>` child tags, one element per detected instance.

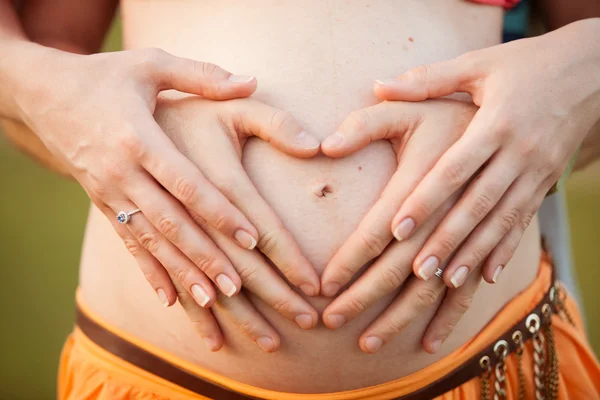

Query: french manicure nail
<box><xmin>156</xmin><ymin>288</ymin><xmax>170</xmax><ymax>307</ymax></box>
<box><xmin>216</xmin><ymin>274</ymin><xmax>237</xmax><ymax>297</ymax></box>
<box><xmin>364</xmin><ymin>336</ymin><xmax>383</xmax><ymax>353</ymax></box>
<box><xmin>228</xmin><ymin>75</ymin><xmax>255</xmax><ymax>83</ymax></box>
<box><xmin>429</xmin><ymin>339</ymin><xmax>442</xmax><ymax>353</ymax></box>
<box><xmin>393</xmin><ymin>218</ymin><xmax>416</xmax><ymax>241</ymax></box>
<box><xmin>295</xmin><ymin>130</ymin><xmax>320</xmax><ymax>150</ymax></box>
<box><xmin>234</xmin><ymin>230</ymin><xmax>257</xmax><ymax>250</ymax></box>
<box><xmin>322</xmin><ymin>282</ymin><xmax>341</xmax><ymax>297</ymax></box>
<box><xmin>322</xmin><ymin>132</ymin><xmax>345</xmax><ymax>149</ymax></box>
<box><xmin>492</xmin><ymin>265</ymin><xmax>504</xmax><ymax>283</ymax></box>
<box><xmin>450</xmin><ymin>266</ymin><xmax>469</xmax><ymax>288</ymax></box>
<box><xmin>375</xmin><ymin>79</ymin><xmax>399</xmax><ymax>86</ymax></box>
<box><xmin>295</xmin><ymin>314</ymin><xmax>314</xmax><ymax>330</ymax></box>
<box><xmin>203</xmin><ymin>337</ymin><xmax>218</xmax><ymax>351</ymax></box>
<box><xmin>191</xmin><ymin>284</ymin><xmax>210</xmax><ymax>307</ymax></box>
<box><xmin>418</xmin><ymin>256</ymin><xmax>440</xmax><ymax>280</ymax></box>
<box><xmin>256</xmin><ymin>336</ymin><xmax>275</xmax><ymax>352</ymax></box>
<box><xmin>326</xmin><ymin>314</ymin><xmax>346</xmax><ymax>330</ymax></box>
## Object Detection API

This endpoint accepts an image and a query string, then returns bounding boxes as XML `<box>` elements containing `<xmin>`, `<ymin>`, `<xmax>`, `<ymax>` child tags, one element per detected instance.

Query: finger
<box><xmin>373</xmin><ymin>53</ymin><xmax>483</xmax><ymax>102</ymax></box>
<box><xmin>109</xmin><ymin>200</ymin><xmax>217</xmax><ymax>308</ymax></box>
<box><xmin>98</xmin><ymin>202</ymin><xmax>177</xmax><ymax>307</ymax></box>
<box><xmin>175</xmin><ymin>279</ymin><xmax>224</xmax><ymax>352</ymax></box>
<box><xmin>321</xmin><ymin>102</ymin><xmax>422</xmax><ymax>158</ymax></box>
<box><xmin>481</xmin><ymin>185</ymin><xmax>549</xmax><ymax>283</ymax></box>
<box><xmin>138</xmin><ymin>120</ymin><xmax>259</xmax><ymax>251</ymax></box>
<box><xmin>215</xmin><ymin>293</ymin><xmax>281</xmax><ymax>353</ymax></box>
<box><xmin>413</xmin><ymin>155</ymin><xmax>520</xmax><ymax>284</ymax></box>
<box><xmin>198</xmin><ymin>220</ymin><xmax>319</xmax><ymax>330</ymax></box>
<box><xmin>443</xmin><ymin>176</ymin><xmax>546</xmax><ymax>287</ymax></box>
<box><xmin>231</xmin><ymin>100</ymin><xmax>320</xmax><ymax>157</ymax></box>
<box><xmin>422</xmin><ymin>271</ymin><xmax>482</xmax><ymax>354</ymax></box>
<box><xmin>391</xmin><ymin>110</ymin><xmax>498</xmax><ymax>257</ymax></box>
<box><xmin>126</xmin><ymin>177</ymin><xmax>242</xmax><ymax>297</ymax></box>
<box><xmin>148</xmin><ymin>49</ymin><xmax>257</xmax><ymax>100</ymax></box>
<box><xmin>323</xmin><ymin>196</ymin><xmax>456</xmax><ymax>328</ymax></box>
<box><xmin>359</xmin><ymin>277</ymin><xmax>445</xmax><ymax>353</ymax></box>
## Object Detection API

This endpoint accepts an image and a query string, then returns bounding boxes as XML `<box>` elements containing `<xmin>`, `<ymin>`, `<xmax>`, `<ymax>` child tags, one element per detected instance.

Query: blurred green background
<box><xmin>1</xmin><ymin>16</ymin><xmax>599</xmax><ymax>400</ymax></box>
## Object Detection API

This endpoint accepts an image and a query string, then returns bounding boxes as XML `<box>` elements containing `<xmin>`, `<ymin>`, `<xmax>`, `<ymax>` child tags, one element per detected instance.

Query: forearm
<box><xmin>575</xmin><ymin>118</ymin><xmax>600</xmax><ymax>171</ymax></box>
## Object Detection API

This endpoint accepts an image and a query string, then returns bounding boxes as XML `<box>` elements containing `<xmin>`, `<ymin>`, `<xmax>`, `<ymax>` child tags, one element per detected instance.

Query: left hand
<box><xmin>373</xmin><ymin>19</ymin><xmax>600</xmax><ymax>287</ymax></box>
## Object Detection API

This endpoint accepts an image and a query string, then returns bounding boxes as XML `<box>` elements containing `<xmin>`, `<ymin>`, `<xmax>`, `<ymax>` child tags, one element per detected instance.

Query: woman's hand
<box><xmin>372</xmin><ymin>19</ymin><xmax>600</xmax><ymax>287</ymax></box>
<box><xmin>18</xmin><ymin>47</ymin><xmax>321</xmax><ymax>309</ymax></box>
<box><xmin>319</xmin><ymin>99</ymin><xmax>478</xmax><ymax>353</ymax></box>
<box><xmin>154</xmin><ymin>95</ymin><xmax>321</xmax><ymax>352</ymax></box>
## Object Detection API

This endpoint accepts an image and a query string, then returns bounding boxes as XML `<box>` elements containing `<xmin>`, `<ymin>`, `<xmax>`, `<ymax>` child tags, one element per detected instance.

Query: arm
<box><xmin>0</xmin><ymin>0</ymin><xmax>118</xmax><ymax>176</ymax></box>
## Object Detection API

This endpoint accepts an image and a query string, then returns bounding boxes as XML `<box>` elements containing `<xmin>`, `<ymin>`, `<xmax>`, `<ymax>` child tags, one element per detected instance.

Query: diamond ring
<box><xmin>117</xmin><ymin>209</ymin><xmax>141</xmax><ymax>224</ymax></box>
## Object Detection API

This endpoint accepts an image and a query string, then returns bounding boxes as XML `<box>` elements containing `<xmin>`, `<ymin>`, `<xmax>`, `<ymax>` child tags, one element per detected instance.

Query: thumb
<box><xmin>231</xmin><ymin>100</ymin><xmax>321</xmax><ymax>158</ymax></box>
<box><xmin>151</xmin><ymin>50</ymin><xmax>257</xmax><ymax>100</ymax></box>
<box><xmin>321</xmin><ymin>102</ymin><xmax>423</xmax><ymax>158</ymax></box>
<box><xmin>374</xmin><ymin>55</ymin><xmax>480</xmax><ymax>102</ymax></box>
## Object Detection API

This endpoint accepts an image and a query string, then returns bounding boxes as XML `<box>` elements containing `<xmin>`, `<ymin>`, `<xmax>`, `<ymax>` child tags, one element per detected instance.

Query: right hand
<box><xmin>17</xmin><ymin>47</ymin><xmax>320</xmax><ymax>312</ymax></box>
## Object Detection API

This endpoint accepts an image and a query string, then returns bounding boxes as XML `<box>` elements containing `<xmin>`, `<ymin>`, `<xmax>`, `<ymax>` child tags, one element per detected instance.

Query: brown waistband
<box><xmin>75</xmin><ymin>280</ymin><xmax>559</xmax><ymax>400</ymax></box>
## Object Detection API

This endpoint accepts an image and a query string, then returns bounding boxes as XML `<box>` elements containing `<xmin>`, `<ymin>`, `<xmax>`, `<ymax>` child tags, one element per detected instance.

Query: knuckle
<box><xmin>386</xmin><ymin>317</ymin><xmax>408</xmax><ymax>334</ymax></box>
<box><xmin>211</xmin><ymin>211</ymin><xmax>234</xmax><ymax>233</ymax></box>
<box><xmin>157</xmin><ymin>215</ymin><xmax>180</xmax><ymax>241</ymax></box>
<box><xmin>500</xmin><ymin>208</ymin><xmax>520</xmax><ymax>234</ymax></box>
<box><xmin>193</xmin><ymin>252</ymin><xmax>219</xmax><ymax>275</ymax></box>
<box><xmin>123</xmin><ymin>238</ymin><xmax>143</xmax><ymax>257</ymax></box>
<box><xmin>172</xmin><ymin>266</ymin><xmax>192</xmax><ymax>286</ymax></box>
<box><xmin>236</xmin><ymin>320</ymin><xmax>256</xmax><ymax>336</ymax></box>
<box><xmin>269</xmin><ymin>109</ymin><xmax>294</xmax><ymax>132</ymax></box>
<box><xmin>174</xmin><ymin>176</ymin><xmax>199</xmax><ymax>204</ymax></box>
<box><xmin>134</xmin><ymin>47</ymin><xmax>168</xmax><ymax>73</ymax></box>
<box><xmin>347</xmin><ymin>297</ymin><xmax>368</xmax><ymax>314</ymax></box>
<box><xmin>408</xmin><ymin>65</ymin><xmax>429</xmax><ymax>82</ymax></box>
<box><xmin>237</xmin><ymin>264</ymin><xmax>260</xmax><ymax>287</ymax></box>
<box><xmin>119</xmin><ymin>132</ymin><xmax>145</xmax><ymax>159</ymax></box>
<box><xmin>519</xmin><ymin>211</ymin><xmax>535</xmax><ymax>231</ymax></box>
<box><xmin>357</xmin><ymin>230</ymin><xmax>387</xmax><ymax>257</ymax></box>
<box><xmin>138</xmin><ymin>231</ymin><xmax>161</xmax><ymax>254</ymax></box>
<box><xmin>518</xmin><ymin>141</ymin><xmax>537</xmax><ymax>158</ymax></box>
<box><xmin>471</xmin><ymin>192</ymin><xmax>494</xmax><ymax>220</ymax></box>
<box><xmin>437</xmin><ymin>234</ymin><xmax>458</xmax><ymax>254</ymax></box>
<box><xmin>442</xmin><ymin>161</ymin><xmax>465</xmax><ymax>186</ymax></box>
<box><xmin>140</xmin><ymin>267</ymin><xmax>160</xmax><ymax>286</ymax></box>
<box><xmin>414</xmin><ymin>287</ymin><xmax>440</xmax><ymax>310</ymax></box>
<box><xmin>470</xmin><ymin>247</ymin><xmax>488</xmax><ymax>266</ymax></box>
<box><xmin>103</xmin><ymin>161</ymin><xmax>127</xmax><ymax>182</ymax></box>
<box><xmin>270</xmin><ymin>297</ymin><xmax>292</xmax><ymax>314</ymax></box>
<box><xmin>347</xmin><ymin>109</ymin><xmax>371</xmax><ymax>132</ymax></box>
<box><xmin>199</xmin><ymin>61</ymin><xmax>219</xmax><ymax>78</ymax></box>
<box><xmin>378</xmin><ymin>264</ymin><xmax>409</xmax><ymax>292</ymax></box>
<box><xmin>257</xmin><ymin>227</ymin><xmax>284</xmax><ymax>256</ymax></box>
<box><xmin>452</xmin><ymin>292</ymin><xmax>474</xmax><ymax>314</ymax></box>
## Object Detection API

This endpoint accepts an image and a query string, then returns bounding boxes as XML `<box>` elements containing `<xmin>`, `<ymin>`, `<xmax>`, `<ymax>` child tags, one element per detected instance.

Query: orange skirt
<box><xmin>58</xmin><ymin>260</ymin><xmax>600</xmax><ymax>400</ymax></box>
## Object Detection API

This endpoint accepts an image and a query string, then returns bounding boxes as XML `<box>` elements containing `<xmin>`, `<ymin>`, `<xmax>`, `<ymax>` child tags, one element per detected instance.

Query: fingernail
<box><xmin>418</xmin><ymin>256</ymin><xmax>439</xmax><ymax>280</ymax></box>
<box><xmin>228</xmin><ymin>75</ymin><xmax>255</xmax><ymax>83</ymax></box>
<box><xmin>322</xmin><ymin>282</ymin><xmax>341</xmax><ymax>297</ymax></box>
<box><xmin>203</xmin><ymin>337</ymin><xmax>218</xmax><ymax>351</ymax></box>
<box><xmin>295</xmin><ymin>314</ymin><xmax>314</xmax><ymax>330</ymax></box>
<box><xmin>216</xmin><ymin>274</ymin><xmax>237</xmax><ymax>297</ymax></box>
<box><xmin>326</xmin><ymin>314</ymin><xmax>346</xmax><ymax>330</ymax></box>
<box><xmin>156</xmin><ymin>288</ymin><xmax>170</xmax><ymax>307</ymax></box>
<box><xmin>295</xmin><ymin>130</ymin><xmax>320</xmax><ymax>150</ymax></box>
<box><xmin>364</xmin><ymin>336</ymin><xmax>383</xmax><ymax>353</ymax></box>
<box><xmin>300</xmin><ymin>283</ymin><xmax>317</xmax><ymax>297</ymax></box>
<box><xmin>429</xmin><ymin>339</ymin><xmax>442</xmax><ymax>353</ymax></box>
<box><xmin>375</xmin><ymin>79</ymin><xmax>399</xmax><ymax>86</ymax></box>
<box><xmin>492</xmin><ymin>265</ymin><xmax>504</xmax><ymax>283</ymax></box>
<box><xmin>234</xmin><ymin>230</ymin><xmax>257</xmax><ymax>250</ymax></box>
<box><xmin>191</xmin><ymin>285</ymin><xmax>211</xmax><ymax>307</ymax></box>
<box><xmin>321</xmin><ymin>132</ymin><xmax>345</xmax><ymax>149</ymax></box>
<box><xmin>450</xmin><ymin>266</ymin><xmax>469</xmax><ymax>288</ymax></box>
<box><xmin>256</xmin><ymin>336</ymin><xmax>275</xmax><ymax>352</ymax></box>
<box><xmin>393</xmin><ymin>218</ymin><xmax>415</xmax><ymax>241</ymax></box>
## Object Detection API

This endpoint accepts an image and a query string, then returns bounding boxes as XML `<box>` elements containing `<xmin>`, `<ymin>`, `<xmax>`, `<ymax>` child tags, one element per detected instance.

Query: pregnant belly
<box><xmin>77</xmin><ymin>0</ymin><xmax>543</xmax><ymax>393</ymax></box>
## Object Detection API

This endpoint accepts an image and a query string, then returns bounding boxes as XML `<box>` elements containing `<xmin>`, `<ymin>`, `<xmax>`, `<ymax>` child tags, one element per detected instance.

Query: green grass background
<box><xmin>0</xmin><ymin>19</ymin><xmax>598</xmax><ymax>400</ymax></box>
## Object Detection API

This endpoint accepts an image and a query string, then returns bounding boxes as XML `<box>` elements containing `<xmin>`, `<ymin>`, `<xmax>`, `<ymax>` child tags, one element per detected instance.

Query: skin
<box><xmin>2</xmin><ymin>0</ymin><xmax>599</xmax><ymax>392</ymax></box>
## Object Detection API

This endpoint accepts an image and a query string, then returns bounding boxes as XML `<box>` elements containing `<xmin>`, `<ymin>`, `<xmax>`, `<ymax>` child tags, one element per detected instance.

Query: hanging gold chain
<box><xmin>542</xmin><ymin>304</ymin><xmax>559</xmax><ymax>400</ymax></box>
<box><xmin>480</xmin><ymin>356</ymin><xmax>492</xmax><ymax>400</ymax></box>
<box><xmin>512</xmin><ymin>331</ymin><xmax>526</xmax><ymax>400</ymax></box>
<box><xmin>493</xmin><ymin>341</ymin><xmax>508</xmax><ymax>400</ymax></box>
<box><xmin>528</xmin><ymin>313</ymin><xmax>546</xmax><ymax>400</ymax></box>
<box><xmin>550</xmin><ymin>282</ymin><xmax>575</xmax><ymax>327</ymax></box>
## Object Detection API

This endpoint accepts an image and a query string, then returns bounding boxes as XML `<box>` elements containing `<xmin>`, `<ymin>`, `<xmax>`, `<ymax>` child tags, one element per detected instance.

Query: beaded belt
<box><xmin>75</xmin><ymin>282</ymin><xmax>573</xmax><ymax>400</ymax></box>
